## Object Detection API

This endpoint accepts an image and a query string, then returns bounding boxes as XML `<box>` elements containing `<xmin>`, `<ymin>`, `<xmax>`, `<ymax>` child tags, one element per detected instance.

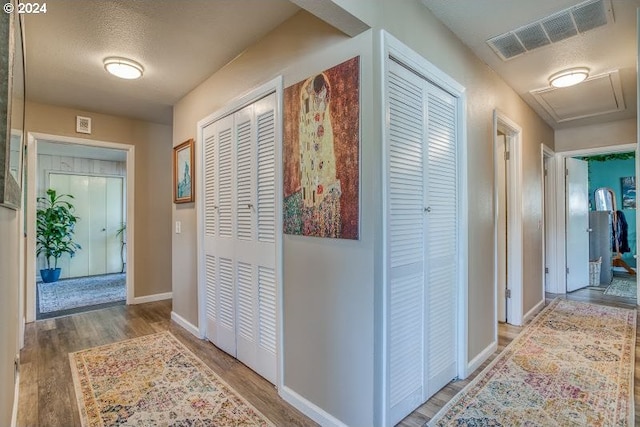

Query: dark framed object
<box><xmin>0</xmin><ymin>1</ymin><xmax>26</xmax><ymax>209</ymax></box>
<box><xmin>173</xmin><ymin>138</ymin><xmax>194</xmax><ymax>203</ymax></box>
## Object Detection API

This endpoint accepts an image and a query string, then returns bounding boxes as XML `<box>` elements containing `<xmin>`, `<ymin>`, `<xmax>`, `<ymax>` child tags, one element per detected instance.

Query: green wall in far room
<box><xmin>587</xmin><ymin>156</ymin><xmax>636</xmax><ymax>267</ymax></box>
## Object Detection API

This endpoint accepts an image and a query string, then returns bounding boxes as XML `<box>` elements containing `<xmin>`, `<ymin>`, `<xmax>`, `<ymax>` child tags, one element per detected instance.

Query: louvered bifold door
<box><xmin>234</xmin><ymin>93</ymin><xmax>277</xmax><ymax>385</ymax></box>
<box><xmin>424</xmin><ymin>83</ymin><xmax>458</xmax><ymax>399</ymax></box>
<box><xmin>202</xmin><ymin>114</ymin><xmax>237</xmax><ymax>357</ymax></box>
<box><xmin>386</xmin><ymin>60</ymin><xmax>427</xmax><ymax>425</ymax></box>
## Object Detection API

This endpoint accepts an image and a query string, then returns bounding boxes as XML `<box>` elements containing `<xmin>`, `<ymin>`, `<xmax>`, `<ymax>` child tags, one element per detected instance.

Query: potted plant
<box><xmin>36</xmin><ymin>189</ymin><xmax>82</xmax><ymax>283</ymax></box>
<box><xmin>116</xmin><ymin>222</ymin><xmax>126</xmax><ymax>273</ymax></box>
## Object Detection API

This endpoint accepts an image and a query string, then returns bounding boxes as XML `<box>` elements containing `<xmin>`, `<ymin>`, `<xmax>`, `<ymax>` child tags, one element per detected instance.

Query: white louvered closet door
<box><xmin>424</xmin><ymin>82</ymin><xmax>458</xmax><ymax>398</ymax></box>
<box><xmin>385</xmin><ymin>59</ymin><xmax>458</xmax><ymax>426</ymax></box>
<box><xmin>203</xmin><ymin>113</ymin><xmax>237</xmax><ymax>357</ymax></box>
<box><xmin>234</xmin><ymin>94</ymin><xmax>277</xmax><ymax>384</ymax></box>
<box><xmin>202</xmin><ymin>93</ymin><xmax>277</xmax><ymax>385</ymax></box>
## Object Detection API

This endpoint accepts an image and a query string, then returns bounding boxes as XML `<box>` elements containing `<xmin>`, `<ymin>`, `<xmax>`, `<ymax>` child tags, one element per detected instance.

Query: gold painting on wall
<box><xmin>283</xmin><ymin>57</ymin><xmax>360</xmax><ymax>239</ymax></box>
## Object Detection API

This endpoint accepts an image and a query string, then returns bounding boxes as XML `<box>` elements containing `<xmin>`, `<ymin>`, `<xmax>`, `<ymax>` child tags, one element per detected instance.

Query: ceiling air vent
<box><xmin>487</xmin><ymin>0</ymin><xmax>613</xmax><ymax>61</ymax></box>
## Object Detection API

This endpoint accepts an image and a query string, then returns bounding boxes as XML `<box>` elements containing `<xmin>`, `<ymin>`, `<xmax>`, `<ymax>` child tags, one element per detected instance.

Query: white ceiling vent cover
<box><xmin>530</xmin><ymin>70</ymin><xmax>625</xmax><ymax>123</ymax></box>
<box><xmin>487</xmin><ymin>0</ymin><xmax>613</xmax><ymax>61</ymax></box>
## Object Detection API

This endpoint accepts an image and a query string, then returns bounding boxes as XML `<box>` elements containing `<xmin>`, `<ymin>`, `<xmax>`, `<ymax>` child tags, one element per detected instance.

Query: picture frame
<box><xmin>621</xmin><ymin>176</ymin><xmax>636</xmax><ymax>209</ymax></box>
<box><xmin>0</xmin><ymin>1</ymin><xmax>26</xmax><ymax>209</ymax></box>
<box><xmin>173</xmin><ymin>138</ymin><xmax>194</xmax><ymax>203</ymax></box>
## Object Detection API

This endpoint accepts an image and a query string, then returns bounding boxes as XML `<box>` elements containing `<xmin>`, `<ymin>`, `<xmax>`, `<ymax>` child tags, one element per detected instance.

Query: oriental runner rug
<box><xmin>70</xmin><ymin>331</ymin><xmax>273</xmax><ymax>427</ymax></box>
<box><xmin>429</xmin><ymin>298</ymin><xmax>636</xmax><ymax>426</ymax></box>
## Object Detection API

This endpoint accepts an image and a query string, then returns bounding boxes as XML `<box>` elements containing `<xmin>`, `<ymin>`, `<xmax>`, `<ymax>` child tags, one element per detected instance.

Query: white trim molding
<box><xmin>25</xmin><ymin>133</ymin><xmax>135</xmax><ymax>323</ymax></box>
<box><xmin>132</xmin><ymin>292</ymin><xmax>172</xmax><ymax>305</ymax></box>
<box><xmin>523</xmin><ymin>299</ymin><xmax>545</xmax><ymax>325</ymax></box>
<box><xmin>279</xmin><ymin>386</ymin><xmax>349</xmax><ymax>427</ymax></box>
<box><xmin>541</xmin><ymin>145</ymin><xmax>560</xmax><ymax>294</ymax></box>
<box><xmin>11</xmin><ymin>369</ymin><xmax>19</xmax><ymax>427</ymax></box>
<box><xmin>493</xmin><ymin>111</ymin><xmax>524</xmax><ymax>327</ymax></box>
<box><xmin>466</xmin><ymin>340</ymin><xmax>498</xmax><ymax>376</ymax></box>
<box><xmin>171</xmin><ymin>311</ymin><xmax>203</xmax><ymax>338</ymax></box>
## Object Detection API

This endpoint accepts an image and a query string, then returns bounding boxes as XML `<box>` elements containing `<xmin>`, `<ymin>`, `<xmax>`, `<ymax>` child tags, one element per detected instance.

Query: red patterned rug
<box><xmin>429</xmin><ymin>298</ymin><xmax>636</xmax><ymax>426</ymax></box>
<box><xmin>70</xmin><ymin>331</ymin><xmax>273</xmax><ymax>426</ymax></box>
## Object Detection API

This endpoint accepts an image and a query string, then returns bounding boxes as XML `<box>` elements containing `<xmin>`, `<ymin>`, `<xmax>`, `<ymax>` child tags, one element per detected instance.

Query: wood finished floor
<box><xmin>17</xmin><ymin>288</ymin><xmax>638</xmax><ymax>427</ymax></box>
<box><xmin>397</xmin><ymin>287</ymin><xmax>639</xmax><ymax>427</ymax></box>
<box><xmin>16</xmin><ymin>300</ymin><xmax>318</xmax><ymax>427</ymax></box>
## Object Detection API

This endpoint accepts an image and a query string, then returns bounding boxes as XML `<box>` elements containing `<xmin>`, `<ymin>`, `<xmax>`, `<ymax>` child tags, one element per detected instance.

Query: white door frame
<box><xmin>195</xmin><ymin>76</ymin><xmax>284</xmax><ymax>388</ymax></box>
<box><xmin>26</xmin><ymin>132</ymin><xmax>135</xmax><ymax>322</ymax></box>
<box><xmin>542</xmin><ymin>145</ymin><xmax>558</xmax><ymax>296</ymax></box>
<box><xmin>554</xmin><ymin>143</ymin><xmax>637</xmax><ymax>301</ymax></box>
<box><xmin>493</xmin><ymin>111</ymin><xmax>524</xmax><ymax>327</ymax></box>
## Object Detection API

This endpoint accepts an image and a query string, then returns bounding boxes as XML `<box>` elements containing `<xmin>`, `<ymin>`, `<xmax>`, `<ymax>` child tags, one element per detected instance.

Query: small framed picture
<box><xmin>173</xmin><ymin>138</ymin><xmax>194</xmax><ymax>203</ymax></box>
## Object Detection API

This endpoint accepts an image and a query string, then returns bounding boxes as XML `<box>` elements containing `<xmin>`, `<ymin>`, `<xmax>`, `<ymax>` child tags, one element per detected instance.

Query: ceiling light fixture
<box><xmin>549</xmin><ymin>67</ymin><xmax>589</xmax><ymax>88</ymax></box>
<box><xmin>103</xmin><ymin>57</ymin><xmax>144</xmax><ymax>80</ymax></box>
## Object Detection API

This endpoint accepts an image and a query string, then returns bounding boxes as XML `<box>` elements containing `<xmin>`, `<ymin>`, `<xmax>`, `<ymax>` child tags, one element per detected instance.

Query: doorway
<box><xmin>26</xmin><ymin>133</ymin><xmax>135</xmax><ymax>322</ymax></box>
<box><xmin>494</xmin><ymin>111</ymin><xmax>523</xmax><ymax>326</ymax></box>
<box><xmin>554</xmin><ymin>144</ymin><xmax>638</xmax><ymax>304</ymax></box>
<box><xmin>564</xmin><ymin>149</ymin><xmax>637</xmax><ymax>301</ymax></box>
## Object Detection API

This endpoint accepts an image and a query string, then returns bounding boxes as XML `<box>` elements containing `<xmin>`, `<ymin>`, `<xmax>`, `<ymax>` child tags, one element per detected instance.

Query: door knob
<box><xmin>424</xmin><ymin>207</ymin><xmax>431</xmax><ymax>213</ymax></box>
<box><xmin>102</xmin><ymin>228</ymin><xmax>106</xmax><ymax>231</ymax></box>
<box><xmin>587</xmin><ymin>228</ymin><xmax>592</xmax><ymax>232</ymax></box>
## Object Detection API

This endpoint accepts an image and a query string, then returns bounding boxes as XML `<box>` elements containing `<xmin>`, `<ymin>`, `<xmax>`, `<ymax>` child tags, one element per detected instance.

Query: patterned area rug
<box><xmin>70</xmin><ymin>331</ymin><xmax>273</xmax><ymax>427</ymax></box>
<box><xmin>429</xmin><ymin>298</ymin><xmax>636</xmax><ymax>426</ymax></box>
<box><xmin>604</xmin><ymin>276</ymin><xmax>637</xmax><ymax>299</ymax></box>
<box><xmin>38</xmin><ymin>273</ymin><xmax>125</xmax><ymax>313</ymax></box>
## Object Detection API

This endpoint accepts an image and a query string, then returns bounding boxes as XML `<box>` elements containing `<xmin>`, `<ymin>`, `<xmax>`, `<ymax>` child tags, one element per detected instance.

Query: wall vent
<box><xmin>487</xmin><ymin>0</ymin><xmax>613</xmax><ymax>61</ymax></box>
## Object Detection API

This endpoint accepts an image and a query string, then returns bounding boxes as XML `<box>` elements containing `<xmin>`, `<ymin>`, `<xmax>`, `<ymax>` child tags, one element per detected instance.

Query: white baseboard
<box><xmin>11</xmin><ymin>370</ymin><xmax>19</xmax><ymax>427</ymax></box>
<box><xmin>131</xmin><ymin>292</ymin><xmax>172</xmax><ymax>305</ymax></box>
<box><xmin>171</xmin><ymin>311</ymin><xmax>203</xmax><ymax>338</ymax></box>
<box><xmin>279</xmin><ymin>385</ymin><xmax>348</xmax><ymax>427</ymax></box>
<box><xmin>523</xmin><ymin>299</ymin><xmax>545</xmax><ymax>325</ymax></box>
<box><xmin>466</xmin><ymin>340</ymin><xmax>497</xmax><ymax>377</ymax></box>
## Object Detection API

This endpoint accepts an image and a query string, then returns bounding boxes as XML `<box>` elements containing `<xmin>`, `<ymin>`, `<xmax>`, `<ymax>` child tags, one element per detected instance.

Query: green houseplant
<box><xmin>36</xmin><ymin>189</ymin><xmax>82</xmax><ymax>283</ymax></box>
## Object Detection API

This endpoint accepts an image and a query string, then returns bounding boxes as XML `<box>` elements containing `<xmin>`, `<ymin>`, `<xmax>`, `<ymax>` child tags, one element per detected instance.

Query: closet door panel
<box><xmin>105</xmin><ymin>177</ymin><xmax>123</xmax><ymax>274</ymax></box>
<box><xmin>203</xmin><ymin>114</ymin><xmax>236</xmax><ymax>354</ymax></box>
<box><xmin>252</xmin><ymin>94</ymin><xmax>277</xmax><ymax>383</ymax></box>
<box><xmin>67</xmin><ymin>174</ymin><xmax>90</xmax><ymax>278</ymax></box>
<box><xmin>386</xmin><ymin>61</ymin><xmax>426</xmax><ymax>422</ymax></box>
<box><xmin>425</xmin><ymin>85</ymin><xmax>458</xmax><ymax>398</ymax></box>
<box><xmin>88</xmin><ymin>177</ymin><xmax>107</xmax><ymax>276</ymax></box>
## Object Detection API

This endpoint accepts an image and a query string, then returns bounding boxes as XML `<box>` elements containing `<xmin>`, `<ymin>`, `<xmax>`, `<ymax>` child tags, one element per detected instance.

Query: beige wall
<box><xmin>555</xmin><ymin>118</ymin><xmax>637</xmax><ymax>152</ymax></box>
<box><xmin>26</xmin><ymin>101</ymin><xmax>173</xmax><ymax>298</ymax></box>
<box><xmin>0</xmin><ymin>207</ymin><xmax>20</xmax><ymax>426</ymax></box>
<box><xmin>173</xmin><ymin>12</ymin><xmax>375</xmax><ymax>426</ymax></box>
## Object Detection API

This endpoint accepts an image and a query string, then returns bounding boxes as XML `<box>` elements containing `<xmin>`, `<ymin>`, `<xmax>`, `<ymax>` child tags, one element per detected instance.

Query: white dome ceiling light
<box><xmin>104</xmin><ymin>57</ymin><xmax>144</xmax><ymax>80</ymax></box>
<box><xmin>549</xmin><ymin>67</ymin><xmax>589</xmax><ymax>88</ymax></box>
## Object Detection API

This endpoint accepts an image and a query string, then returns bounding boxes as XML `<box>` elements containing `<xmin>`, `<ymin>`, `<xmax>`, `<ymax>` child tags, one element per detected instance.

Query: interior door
<box><xmin>203</xmin><ymin>113</ymin><xmax>237</xmax><ymax>357</ymax></box>
<box><xmin>496</xmin><ymin>134</ymin><xmax>507</xmax><ymax>322</ymax></box>
<box><xmin>566</xmin><ymin>157</ymin><xmax>590</xmax><ymax>292</ymax></box>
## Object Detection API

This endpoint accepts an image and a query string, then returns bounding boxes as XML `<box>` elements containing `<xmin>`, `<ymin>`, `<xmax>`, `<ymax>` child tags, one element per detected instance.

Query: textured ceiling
<box><xmin>422</xmin><ymin>0</ymin><xmax>639</xmax><ymax>129</ymax></box>
<box><xmin>24</xmin><ymin>0</ymin><xmax>300</xmax><ymax>124</ymax></box>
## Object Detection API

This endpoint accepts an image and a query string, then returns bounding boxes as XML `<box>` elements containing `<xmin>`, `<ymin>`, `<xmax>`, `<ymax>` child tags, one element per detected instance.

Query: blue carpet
<box><xmin>38</xmin><ymin>273</ymin><xmax>126</xmax><ymax>313</ymax></box>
